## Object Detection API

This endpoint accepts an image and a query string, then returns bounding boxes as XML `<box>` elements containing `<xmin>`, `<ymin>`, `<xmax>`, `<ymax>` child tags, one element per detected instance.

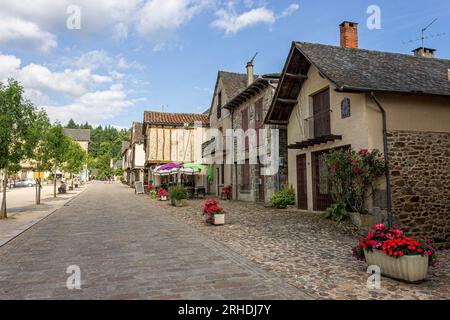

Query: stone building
<box><xmin>204</xmin><ymin>61</ymin><xmax>288</xmax><ymax>203</ymax></box>
<box><xmin>129</xmin><ymin>122</ymin><xmax>146</xmax><ymax>187</ymax></box>
<box><xmin>223</xmin><ymin>71</ymin><xmax>288</xmax><ymax>203</ymax></box>
<box><xmin>265</xmin><ymin>21</ymin><xmax>450</xmax><ymax>242</ymax></box>
<box><xmin>204</xmin><ymin>70</ymin><xmax>249</xmax><ymax>196</ymax></box>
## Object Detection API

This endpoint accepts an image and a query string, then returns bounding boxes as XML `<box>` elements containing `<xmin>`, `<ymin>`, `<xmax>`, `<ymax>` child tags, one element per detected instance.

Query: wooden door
<box><xmin>296</xmin><ymin>154</ymin><xmax>307</xmax><ymax>209</ymax></box>
<box><xmin>312</xmin><ymin>150</ymin><xmax>333</xmax><ymax>211</ymax></box>
<box><xmin>313</xmin><ymin>89</ymin><xmax>331</xmax><ymax>138</ymax></box>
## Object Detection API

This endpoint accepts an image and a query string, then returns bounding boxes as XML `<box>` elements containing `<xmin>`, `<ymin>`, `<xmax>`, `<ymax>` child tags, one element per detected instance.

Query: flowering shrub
<box><xmin>326</xmin><ymin>148</ymin><xmax>385</xmax><ymax>213</ymax></box>
<box><xmin>157</xmin><ymin>188</ymin><xmax>168</xmax><ymax>197</ymax></box>
<box><xmin>146</xmin><ymin>184</ymin><xmax>153</xmax><ymax>191</ymax></box>
<box><xmin>352</xmin><ymin>224</ymin><xmax>437</xmax><ymax>265</ymax></box>
<box><xmin>203</xmin><ymin>199</ymin><xmax>223</xmax><ymax>225</ymax></box>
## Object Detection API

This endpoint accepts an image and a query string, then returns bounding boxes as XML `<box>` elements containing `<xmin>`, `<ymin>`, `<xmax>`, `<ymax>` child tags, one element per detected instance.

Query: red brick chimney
<box><xmin>340</xmin><ymin>21</ymin><xmax>358</xmax><ymax>49</ymax></box>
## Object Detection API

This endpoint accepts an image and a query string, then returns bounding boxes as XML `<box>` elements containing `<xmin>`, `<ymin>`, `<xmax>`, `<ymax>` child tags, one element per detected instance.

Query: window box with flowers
<box><xmin>353</xmin><ymin>224</ymin><xmax>437</xmax><ymax>282</ymax></box>
<box><xmin>157</xmin><ymin>188</ymin><xmax>169</xmax><ymax>201</ymax></box>
<box><xmin>203</xmin><ymin>199</ymin><xmax>225</xmax><ymax>225</ymax></box>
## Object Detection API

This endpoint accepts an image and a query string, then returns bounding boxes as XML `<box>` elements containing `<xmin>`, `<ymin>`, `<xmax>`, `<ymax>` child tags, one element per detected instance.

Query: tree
<box><xmin>28</xmin><ymin>110</ymin><xmax>52</xmax><ymax>204</ymax></box>
<box><xmin>0</xmin><ymin>80</ymin><xmax>36</xmax><ymax>219</ymax></box>
<box><xmin>63</xmin><ymin>139</ymin><xmax>87</xmax><ymax>188</ymax></box>
<box><xmin>46</xmin><ymin>124</ymin><xmax>71</xmax><ymax>198</ymax></box>
<box><xmin>66</xmin><ymin>118</ymin><xmax>79</xmax><ymax>129</ymax></box>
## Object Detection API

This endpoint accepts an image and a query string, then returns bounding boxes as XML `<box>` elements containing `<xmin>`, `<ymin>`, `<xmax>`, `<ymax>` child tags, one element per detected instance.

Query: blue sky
<box><xmin>0</xmin><ymin>0</ymin><xmax>449</xmax><ymax>129</ymax></box>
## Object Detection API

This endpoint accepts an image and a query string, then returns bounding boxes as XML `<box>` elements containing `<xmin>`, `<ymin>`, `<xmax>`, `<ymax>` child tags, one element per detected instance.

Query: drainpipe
<box><xmin>370</xmin><ymin>92</ymin><xmax>393</xmax><ymax>228</ymax></box>
<box><xmin>230</xmin><ymin>109</ymin><xmax>235</xmax><ymax>199</ymax></box>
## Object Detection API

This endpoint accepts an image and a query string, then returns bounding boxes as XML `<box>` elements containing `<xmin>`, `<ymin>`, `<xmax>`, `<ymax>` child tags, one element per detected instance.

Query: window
<box><xmin>341</xmin><ymin>98</ymin><xmax>351</xmax><ymax>118</ymax></box>
<box><xmin>217</xmin><ymin>91</ymin><xmax>222</xmax><ymax>119</ymax></box>
<box><xmin>242</xmin><ymin>159</ymin><xmax>250</xmax><ymax>190</ymax></box>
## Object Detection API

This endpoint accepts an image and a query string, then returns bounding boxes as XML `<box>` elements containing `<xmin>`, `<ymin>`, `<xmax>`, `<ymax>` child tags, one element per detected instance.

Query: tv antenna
<box><xmin>403</xmin><ymin>18</ymin><xmax>445</xmax><ymax>47</ymax></box>
<box><xmin>248</xmin><ymin>52</ymin><xmax>258</xmax><ymax>64</ymax></box>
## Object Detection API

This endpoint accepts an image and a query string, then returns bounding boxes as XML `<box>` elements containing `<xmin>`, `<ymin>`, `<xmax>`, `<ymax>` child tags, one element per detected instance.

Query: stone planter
<box><xmin>213</xmin><ymin>213</ymin><xmax>225</xmax><ymax>225</ymax></box>
<box><xmin>364</xmin><ymin>249</ymin><xmax>429</xmax><ymax>282</ymax></box>
<box><xmin>159</xmin><ymin>195</ymin><xmax>168</xmax><ymax>201</ymax></box>
<box><xmin>350</xmin><ymin>212</ymin><xmax>375</xmax><ymax>232</ymax></box>
<box><xmin>171</xmin><ymin>199</ymin><xmax>186</xmax><ymax>207</ymax></box>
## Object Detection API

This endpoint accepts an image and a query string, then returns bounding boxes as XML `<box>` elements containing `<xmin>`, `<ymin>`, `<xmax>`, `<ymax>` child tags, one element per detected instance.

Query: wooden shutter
<box><xmin>242</xmin><ymin>159</ymin><xmax>250</xmax><ymax>190</ymax></box>
<box><xmin>241</xmin><ymin>108</ymin><xmax>248</xmax><ymax>150</ymax></box>
<box><xmin>255</xmin><ymin>99</ymin><xmax>263</xmax><ymax>146</ymax></box>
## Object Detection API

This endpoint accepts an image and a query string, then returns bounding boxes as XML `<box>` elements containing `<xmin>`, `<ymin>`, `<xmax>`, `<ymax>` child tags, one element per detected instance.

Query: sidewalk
<box><xmin>0</xmin><ymin>185</ymin><xmax>88</xmax><ymax>247</ymax></box>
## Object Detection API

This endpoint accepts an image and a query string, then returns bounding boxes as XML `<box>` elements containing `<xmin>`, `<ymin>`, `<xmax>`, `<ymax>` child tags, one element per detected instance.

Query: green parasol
<box><xmin>182</xmin><ymin>163</ymin><xmax>206</xmax><ymax>171</ymax></box>
<box><xmin>207</xmin><ymin>164</ymin><xmax>214</xmax><ymax>182</ymax></box>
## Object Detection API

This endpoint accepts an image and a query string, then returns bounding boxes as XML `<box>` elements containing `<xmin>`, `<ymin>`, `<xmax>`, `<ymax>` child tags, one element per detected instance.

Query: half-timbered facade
<box><xmin>142</xmin><ymin>111</ymin><xmax>209</xmax><ymax>184</ymax></box>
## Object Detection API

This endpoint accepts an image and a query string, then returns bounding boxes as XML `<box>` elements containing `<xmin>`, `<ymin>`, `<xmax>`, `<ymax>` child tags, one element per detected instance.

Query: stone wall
<box><xmin>387</xmin><ymin>130</ymin><xmax>450</xmax><ymax>242</ymax></box>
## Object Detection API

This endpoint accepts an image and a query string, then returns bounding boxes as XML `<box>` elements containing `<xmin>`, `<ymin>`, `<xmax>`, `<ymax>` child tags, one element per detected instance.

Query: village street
<box><xmin>0</xmin><ymin>183</ymin><xmax>306</xmax><ymax>300</ymax></box>
<box><xmin>1</xmin><ymin>183</ymin><xmax>448</xmax><ymax>300</ymax></box>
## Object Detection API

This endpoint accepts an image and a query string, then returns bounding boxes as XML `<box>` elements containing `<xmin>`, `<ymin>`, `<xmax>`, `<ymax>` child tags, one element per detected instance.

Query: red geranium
<box><xmin>157</xmin><ymin>188</ymin><xmax>168</xmax><ymax>197</ymax></box>
<box><xmin>203</xmin><ymin>199</ymin><xmax>224</xmax><ymax>225</ymax></box>
<box><xmin>352</xmin><ymin>223</ymin><xmax>437</xmax><ymax>265</ymax></box>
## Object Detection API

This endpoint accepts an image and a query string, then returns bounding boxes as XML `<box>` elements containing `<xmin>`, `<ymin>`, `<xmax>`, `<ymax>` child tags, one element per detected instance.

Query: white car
<box><xmin>14</xmin><ymin>178</ymin><xmax>37</xmax><ymax>187</ymax></box>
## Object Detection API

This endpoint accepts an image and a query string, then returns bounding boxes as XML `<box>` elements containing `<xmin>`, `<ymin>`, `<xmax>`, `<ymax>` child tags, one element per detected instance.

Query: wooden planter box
<box><xmin>364</xmin><ymin>249</ymin><xmax>429</xmax><ymax>282</ymax></box>
<box><xmin>213</xmin><ymin>214</ymin><xmax>225</xmax><ymax>225</ymax></box>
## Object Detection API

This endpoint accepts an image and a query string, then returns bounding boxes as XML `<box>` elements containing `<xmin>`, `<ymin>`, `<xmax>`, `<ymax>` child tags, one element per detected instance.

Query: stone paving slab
<box><xmin>152</xmin><ymin>196</ymin><xmax>450</xmax><ymax>300</ymax></box>
<box><xmin>0</xmin><ymin>183</ymin><xmax>308</xmax><ymax>300</ymax></box>
<box><xmin>0</xmin><ymin>187</ymin><xmax>87</xmax><ymax>247</ymax></box>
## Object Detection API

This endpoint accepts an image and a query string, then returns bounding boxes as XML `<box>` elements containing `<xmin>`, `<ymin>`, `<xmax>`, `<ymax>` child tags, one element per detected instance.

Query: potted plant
<box><xmin>352</xmin><ymin>224</ymin><xmax>437</xmax><ymax>282</ymax></box>
<box><xmin>168</xmin><ymin>185</ymin><xmax>188</xmax><ymax>207</ymax></box>
<box><xmin>157</xmin><ymin>188</ymin><xmax>169</xmax><ymax>201</ymax></box>
<box><xmin>203</xmin><ymin>199</ymin><xmax>225</xmax><ymax>225</ymax></box>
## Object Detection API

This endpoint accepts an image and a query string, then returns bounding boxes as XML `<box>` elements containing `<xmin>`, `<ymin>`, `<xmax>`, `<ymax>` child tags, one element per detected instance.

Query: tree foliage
<box><xmin>0</xmin><ymin>80</ymin><xmax>36</xmax><ymax>218</ymax></box>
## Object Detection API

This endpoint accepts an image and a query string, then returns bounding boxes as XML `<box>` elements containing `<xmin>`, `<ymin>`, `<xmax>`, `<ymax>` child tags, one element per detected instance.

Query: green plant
<box><xmin>326</xmin><ymin>148</ymin><xmax>385</xmax><ymax>213</ymax></box>
<box><xmin>269</xmin><ymin>186</ymin><xmax>295</xmax><ymax>209</ymax></box>
<box><xmin>168</xmin><ymin>185</ymin><xmax>188</xmax><ymax>205</ymax></box>
<box><xmin>321</xmin><ymin>201</ymin><xmax>349</xmax><ymax>222</ymax></box>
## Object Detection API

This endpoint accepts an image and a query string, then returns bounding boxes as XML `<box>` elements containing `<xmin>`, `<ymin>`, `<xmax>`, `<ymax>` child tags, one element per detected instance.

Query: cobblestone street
<box><xmin>152</xmin><ymin>195</ymin><xmax>450</xmax><ymax>300</ymax></box>
<box><xmin>0</xmin><ymin>183</ymin><xmax>306</xmax><ymax>300</ymax></box>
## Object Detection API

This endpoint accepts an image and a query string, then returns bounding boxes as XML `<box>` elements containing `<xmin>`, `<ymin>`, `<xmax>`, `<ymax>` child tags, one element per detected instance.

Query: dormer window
<box><xmin>217</xmin><ymin>91</ymin><xmax>222</xmax><ymax>119</ymax></box>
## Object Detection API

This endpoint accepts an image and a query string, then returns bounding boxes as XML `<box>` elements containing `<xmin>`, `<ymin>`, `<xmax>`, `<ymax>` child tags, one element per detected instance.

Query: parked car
<box><xmin>14</xmin><ymin>178</ymin><xmax>37</xmax><ymax>188</ymax></box>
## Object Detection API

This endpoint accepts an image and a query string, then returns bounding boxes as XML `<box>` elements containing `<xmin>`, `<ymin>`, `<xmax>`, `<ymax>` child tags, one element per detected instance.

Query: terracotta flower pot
<box><xmin>364</xmin><ymin>249</ymin><xmax>429</xmax><ymax>282</ymax></box>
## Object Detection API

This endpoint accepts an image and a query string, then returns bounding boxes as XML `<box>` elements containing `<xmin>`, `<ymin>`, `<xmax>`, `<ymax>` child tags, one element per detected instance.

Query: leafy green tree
<box><xmin>66</xmin><ymin>118</ymin><xmax>79</xmax><ymax>129</ymax></box>
<box><xmin>0</xmin><ymin>80</ymin><xmax>36</xmax><ymax>219</ymax></box>
<box><xmin>63</xmin><ymin>139</ymin><xmax>87</xmax><ymax>188</ymax></box>
<box><xmin>46</xmin><ymin>124</ymin><xmax>71</xmax><ymax>198</ymax></box>
<box><xmin>28</xmin><ymin>110</ymin><xmax>52</xmax><ymax>204</ymax></box>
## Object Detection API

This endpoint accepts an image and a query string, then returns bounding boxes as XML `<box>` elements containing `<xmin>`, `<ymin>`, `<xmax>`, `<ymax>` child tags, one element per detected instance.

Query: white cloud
<box><xmin>212</xmin><ymin>7</ymin><xmax>275</xmax><ymax>34</ymax></box>
<box><xmin>43</xmin><ymin>84</ymin><xmax>133</xmax><ymax>124</ymax></box>
<box><xmin>278</xmin><ymin>3</ymin><xmax>300</xmax><ymax>19</ymax></box>
<box><xmin>211</xmin><ymin>3</ymin><xmax>300</xmax><ymax>34</ymax></box>
<box><xmin>137</xmin><ymin>0</ymin><xmax>212</xmax><ymax>36</ymax></box>
<box><xmin>0</xmin><ymin>54</ymin><xmax>22</xmax><ymax>79</ymax></box>
<box><xmin>0</xmin><ymin>16</ymin><xmax>57</xmax><ymax>52</ymax></box>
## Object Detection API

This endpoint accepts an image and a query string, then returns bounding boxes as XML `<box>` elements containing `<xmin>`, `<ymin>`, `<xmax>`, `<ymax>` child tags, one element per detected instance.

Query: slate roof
<box><xmin>224</xmin><ymin>74</ymin><xmax>280</xmax><ymax>110</ymax></box>
<box><xmin>218</xmin><ymin>71</ymin><xmax>249</xmax><ymax>99</ymax></box>
<box><xmin>143</xmin><ymin>111</ymin><xmax>209</xmax><ymax>125</ymax></box>
<box><xmin>295</xmin><ymin>42</ymin><xmax>450</xmax><ymax>96</ymax></box>
<box><xmin>131</xmin><ymin>122</ymin><xmax>144</xmax><ymax>144</ymax></box>
<box><xmin>121</xmin><ymin>141</ymin><xmax>130</xmax><ymax>155</ymax></box>
<box><xmin>63</xmin><ymin>128</ymin><xmax>90</xmax><ymax>142</ymax></box>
